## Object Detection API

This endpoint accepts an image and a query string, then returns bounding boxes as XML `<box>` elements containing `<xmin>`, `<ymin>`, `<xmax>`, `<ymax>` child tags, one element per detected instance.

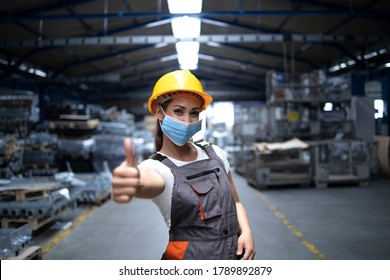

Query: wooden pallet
<box><xmin>2</xmin><ymin>246</ymin><xmax>42</xmax><ymax>260</ymax></box>
<box><xmin>23</xmin><ymin>144</ymin><xmax>56</xmax><ymax>152</ymax></box>
<box><xmin>314</xmin><ymin>175</ymin><xmax>370</xmax><ymax>188</ymax></box>
<box><xmin>1</xmin><ymin>215</ymin><xmax>55</xmax><ymax>231</ymax></box>
<box><xmin>0</xmin><ymin>181</ymin><xmax>63</xmax><ymax>201</ymax></box>
<box><xmin>246</xmin><ymin>170</ymin><xmax>312</xmax><ymax>190</ymax></box>
<box><xmin>0</xmin><ymin>145</ymin><xmax>23</xmax><ymax>160</ymax></box>
<box><xmin>1</xmin><ymin>201</ymin><xmax>73</xmax><ymax>231</ymax></box>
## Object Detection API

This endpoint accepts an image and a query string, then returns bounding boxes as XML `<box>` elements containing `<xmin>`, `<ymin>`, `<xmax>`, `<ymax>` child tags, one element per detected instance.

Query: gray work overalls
<box><xmin>151</xmin><ymin>143</ymin><xmax>240</xmax><ymax>260</ymax></box>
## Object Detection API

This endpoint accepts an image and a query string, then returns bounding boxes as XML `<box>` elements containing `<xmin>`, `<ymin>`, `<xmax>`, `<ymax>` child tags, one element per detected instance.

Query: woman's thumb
<box><xmin>123</xmin><ymin>138</ymin><xmax>136</xmax><ymax>167</ymax></box>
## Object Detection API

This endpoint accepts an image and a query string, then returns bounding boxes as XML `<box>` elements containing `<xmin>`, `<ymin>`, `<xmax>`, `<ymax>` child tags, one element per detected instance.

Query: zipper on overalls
<box><xmin>186</xmin><ymin>167</ymin><xmax>220</xmax><ymax>180</ymax></box>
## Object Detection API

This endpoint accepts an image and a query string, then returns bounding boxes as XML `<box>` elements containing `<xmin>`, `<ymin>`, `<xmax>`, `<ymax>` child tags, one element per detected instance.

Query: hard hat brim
<box><xmin>148</xmin><ymin>89</ymin><xmax>213</xmax><ymax>115</ymax></box>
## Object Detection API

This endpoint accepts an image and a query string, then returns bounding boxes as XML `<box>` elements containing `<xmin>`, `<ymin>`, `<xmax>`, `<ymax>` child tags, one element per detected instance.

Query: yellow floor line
<box><xmin>257</xmin><ymin>191</ymin><xmax>326</xmax><ymax>260</ymax></box>
<box><xmin>42</xmin><ymin>206</ymin><xmax>97</xmax><ymax>255</ymax></box>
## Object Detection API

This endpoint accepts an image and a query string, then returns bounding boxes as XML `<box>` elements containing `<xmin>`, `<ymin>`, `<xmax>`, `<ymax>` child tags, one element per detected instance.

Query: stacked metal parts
<box><xmin>0</xmin><ymin>95</ymin><xmax>125</xmax><ymax>258</ymax></box>
<box><xmin>0</xmin><ymin>224</ymin><xmax>32</xmax><ymax>258</ymax></box>
<box><xmin>0</xmin><ymin>176</ymin><xmax>80</xmax><ymax>230</ymax></box>
<box><xmin>78</xmin><ymin>169</ymin><xmax>112</xmax><ymax>204</ymax></box>
<box><xmin>22</xmin><ymin>132</ymin><xmax>58</xmax><ymax>177</ymax></box>
<box><xmin>92</xmin><ymin>117</ymin><xmax>134</xmax><ymax>172</ymax></box>
<box><xmin>0</xmin><ymin>135</ymin><xmax>23</xmax><ymax>179</ymax></box>
<box><xmin>46</xmin><ymin>103</ymin><xmax>99</xmax><ymax>173</ymax></box>
<box><xmin>0</xmin><ymin>93</ymin><xmax>38</xmax><ymax>138</ymax></box>
<box><xmin>63</xmin><ymin>162</ymin><xmax>113</xmax><ymax>204</ymax></box>
<box><xmin>92</xmin><ymin>109</ymin><xmax>153</xmax><ymax>172</ymax></box>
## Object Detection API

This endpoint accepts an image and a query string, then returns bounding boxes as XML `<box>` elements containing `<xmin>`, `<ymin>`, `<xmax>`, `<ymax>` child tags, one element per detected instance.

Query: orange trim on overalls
<box><xmin>165</xmin><ymin>241</ymin><xmax>189</xmax><ymax>260</ymax></box>
<box><xmin>190</xmin><ymin>187</ymin><xmax>206</xmax><ymax>220</ymax></box>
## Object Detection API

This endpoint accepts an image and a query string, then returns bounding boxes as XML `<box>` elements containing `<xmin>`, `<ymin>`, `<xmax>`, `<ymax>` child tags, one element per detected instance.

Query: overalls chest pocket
<box><xmin>186</xmin><ymin>168</ymin><xmax>222</xmax><ymax>221</ymax></box>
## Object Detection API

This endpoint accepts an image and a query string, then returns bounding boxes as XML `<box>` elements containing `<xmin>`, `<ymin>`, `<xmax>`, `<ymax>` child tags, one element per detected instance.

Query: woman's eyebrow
<box><xmin>172</xmin><ymin>105</ymin><xmax>200</xmax><ymax>110</ymax></box>
<box><xmin>172</xmin><ymin>105</ymin><xmax>185</xmax><ymax>109</ymax></box>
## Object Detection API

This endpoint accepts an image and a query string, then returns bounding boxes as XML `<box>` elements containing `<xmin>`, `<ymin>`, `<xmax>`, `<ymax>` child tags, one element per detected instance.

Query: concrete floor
<box><xmin>37</xmin><ymin>171</ymin><xmax>390</xmax><ymax>260</ymax></box>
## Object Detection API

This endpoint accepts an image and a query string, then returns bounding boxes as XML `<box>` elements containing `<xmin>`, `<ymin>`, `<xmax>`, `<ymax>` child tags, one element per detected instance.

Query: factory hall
<box><xmin>0</xmin><ymin>0</ymin><xmax>390</xmax><ymax>266</ymax></box>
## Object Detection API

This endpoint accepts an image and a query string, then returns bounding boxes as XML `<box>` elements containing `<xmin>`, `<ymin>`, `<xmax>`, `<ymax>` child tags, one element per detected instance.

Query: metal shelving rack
<box><xmin>265</xmin><ymin>70</ymin><xmax>323</xmax><ymax>141</ymax></box>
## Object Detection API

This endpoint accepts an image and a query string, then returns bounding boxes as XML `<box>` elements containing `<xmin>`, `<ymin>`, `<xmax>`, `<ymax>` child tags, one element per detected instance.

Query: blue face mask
<box><xmin>160</xmin><ymin>107</ymin><xmax>202</xmax><ymax>146</ymax></box>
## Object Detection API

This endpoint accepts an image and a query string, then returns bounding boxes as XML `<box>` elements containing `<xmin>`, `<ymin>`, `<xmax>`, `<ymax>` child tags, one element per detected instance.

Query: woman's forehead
<box><xmin>169</xmin><ymin>95</ymin><xmax>202</xmax><ymax>107</ymax></box>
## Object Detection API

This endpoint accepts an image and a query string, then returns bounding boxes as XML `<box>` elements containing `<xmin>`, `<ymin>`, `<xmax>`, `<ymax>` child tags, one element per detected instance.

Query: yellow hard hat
<box><xmin>148</xmin><ymin>69</ymin><xmax>213</xmax><ymax>115</ymax></box>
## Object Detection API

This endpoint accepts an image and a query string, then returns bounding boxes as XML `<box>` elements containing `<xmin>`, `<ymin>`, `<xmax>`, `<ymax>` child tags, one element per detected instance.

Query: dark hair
<box><xmin>154</xmin><ymin>99</ymin><xmax>172</xmax><ymax>151</ymax></box>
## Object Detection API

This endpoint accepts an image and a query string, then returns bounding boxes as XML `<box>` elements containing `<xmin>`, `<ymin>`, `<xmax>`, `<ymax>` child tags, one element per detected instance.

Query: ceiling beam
<box><xmin>2</xmin><ymin>34</ymin><xmax>388</xmax><ymax>48</ymax></box>
<box><xmin>2</xmin><ymin>9</ymin><xmax>390</xmax><ymax>23</ymax></box>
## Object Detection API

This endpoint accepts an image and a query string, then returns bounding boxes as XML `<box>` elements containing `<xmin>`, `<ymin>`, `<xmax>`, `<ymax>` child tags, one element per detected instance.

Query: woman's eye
<box><xmin>173</xmin><ymin>109</ymin><xmax>183</xmax><ymax>115</ymax></box>
<box><xmin>191</xmin><ymin>111</ymin><xmax>200</xmax><ymax>117</ymax></box>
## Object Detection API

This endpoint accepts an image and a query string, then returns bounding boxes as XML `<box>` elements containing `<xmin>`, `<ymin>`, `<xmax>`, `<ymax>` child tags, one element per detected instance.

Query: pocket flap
<box><xmin>189</xmin><ymin>179</ymin><xmax>214</xmax><ymax>195</ymax></box>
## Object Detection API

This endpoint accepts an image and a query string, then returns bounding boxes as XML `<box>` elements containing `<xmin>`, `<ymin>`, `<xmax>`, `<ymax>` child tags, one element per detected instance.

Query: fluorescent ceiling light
<box><xmin>35</xmin><ymin>69</ymin><xmax>47</xmax><ymax>78</ymax></box>
<box><xmin>175</xmin><ymin>41</ymin><xmax>200</xmax><ymax>54</ymax></box>
<box><xmin>329</xmin><ymin>65</ymin><xmax>340</xmax><ymax>73</ymax></box>
<box><xmin>168</xmin><ymin>0</ymin><xmax>202</xmax><ymax>69</ymax></box>
<box><xmin>385</xmin><ymin>62</ymin><xmax>390</xmax><ymax>68</ymax></box>
<box><xmin>323</xmin><ymin>102</ymin><xmax>333</xmax><ymax>112</ymax></box>
<box><xmin>19</xmin><ymin>64</ymin><xmax>28</xmax><ymax>71</ymax></box>
<box><xmin>176</xmin><ymin>41</ymin><xmax>199</xmax><ymax>70</ymax></box>
<box><xmin>364</xmin><ymin>51</ymin><xmax>377</xmax><ymax>59</ymax></box>
<box><xmin>178</xmin><ymin>53</ymin><xmax>198</xmax><ymax>70</ymax></box>
<box><xmin>171</xmin><ymin>16</ymin><xmax>201</xmax><ymax>38</ymax></box>
<box><xmin>168</xmin><ymin>0</ymin><xmax>202</xmax><ymax>14</ymax></box>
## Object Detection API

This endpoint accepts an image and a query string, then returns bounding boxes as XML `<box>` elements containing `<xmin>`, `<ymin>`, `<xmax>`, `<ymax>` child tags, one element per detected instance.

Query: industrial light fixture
<box><xmin>168</xmin><ymin>0</ymin><xmax>202</xmax><ymax>70</ymax></box>
<box><xmin>176</xmin><ymin>41</ymin><xmax>199</xmax><ymax>70</ymax></box>
<box><xmin>329</xmin><ymin>65</ymin><xmax>340</xmax><ymax>73</ymax></box>
<box><xmin>323</xmin><ymin>102</ymin><xmax>333</xmax><ymax>112</ymax></box>
<box><xmin>167</xmin><ymin>0</ymin><xmax>202</xmax><ymax>14</ymax></box>
<box><xmin>171</xmin><ymin>16</ymin><xmax>201</xmax><ymax>39</ymax></box>
<box><xmin>364</xmin><ymin>51</ymin><xmax>378</xmax><ymax>60</ymax></box>
<box><xmin>178</xmin><ymin>53</ymin><xmax>199</xmax><ymax>70</ymax></box>
<box><xmin>17</xmin><ymin>62</ymin><xmax>47</xmax><ymax>78</ymax></box>
<box><xmin>328</xmin><ymin>45</ymin><xmax>389</xmax><ymax>73</ymax></box>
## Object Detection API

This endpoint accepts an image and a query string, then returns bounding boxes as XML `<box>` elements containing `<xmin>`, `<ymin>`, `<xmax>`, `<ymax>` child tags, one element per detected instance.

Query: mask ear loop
<box><xmin>158</xmin><ymin>105</ymin><xmax>166</xmax><ymax>116</ymax></box>
<box><xmin>157</xmin><ymin>105</ymin><xmax>166</xmax><ymax>126</ymax></box>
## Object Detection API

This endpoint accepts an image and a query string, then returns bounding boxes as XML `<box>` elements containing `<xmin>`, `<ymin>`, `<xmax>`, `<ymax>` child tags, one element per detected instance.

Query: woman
<box><xmin>111</xmin><ymin>69</ymin><xmax>255</xmax><ymax>260</ymax></box>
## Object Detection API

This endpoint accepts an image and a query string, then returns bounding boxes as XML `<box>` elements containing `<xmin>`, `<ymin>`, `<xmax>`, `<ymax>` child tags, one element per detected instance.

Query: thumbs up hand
<box><xmin>112</xmin><ymin>138</ymin><xmax>140</xmax><ymax>203</ymax></box>
<box><xmin>123</xmin><ymin>137</ymin><xmax>137</xmax><ymax>167</ymax></box>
